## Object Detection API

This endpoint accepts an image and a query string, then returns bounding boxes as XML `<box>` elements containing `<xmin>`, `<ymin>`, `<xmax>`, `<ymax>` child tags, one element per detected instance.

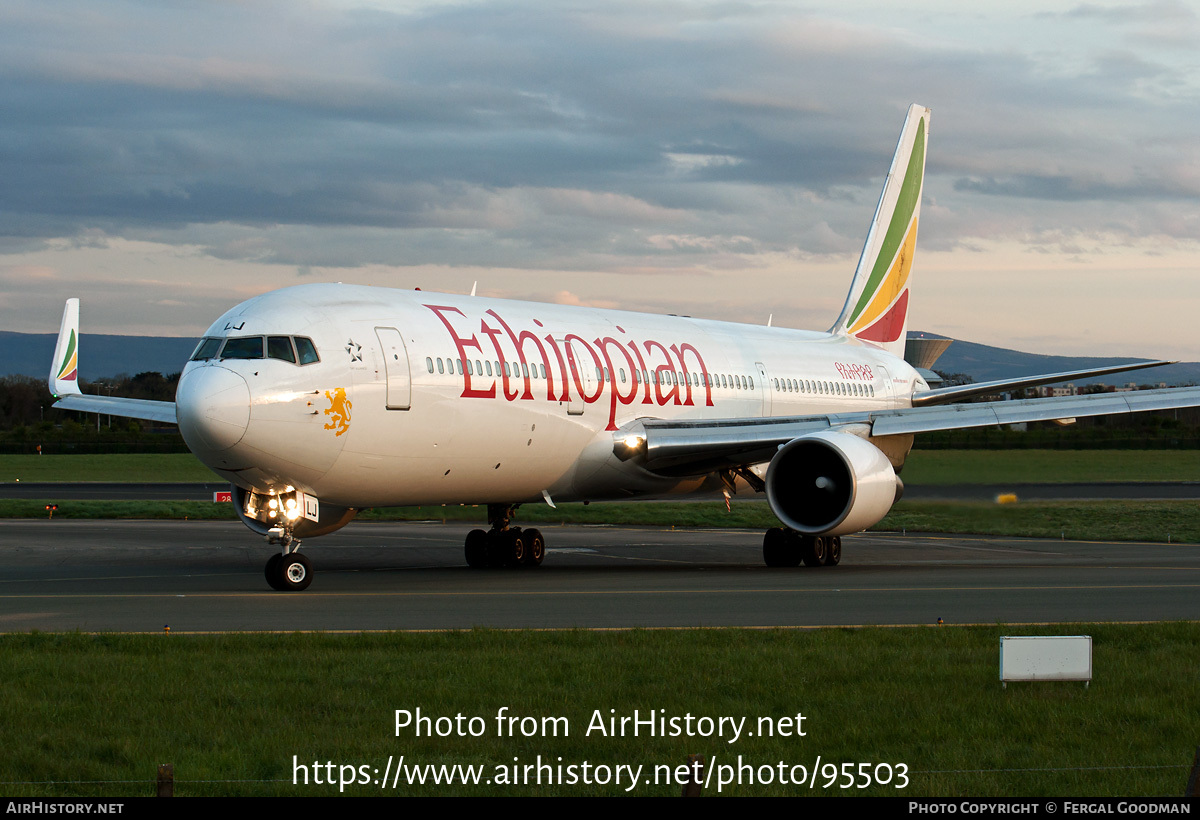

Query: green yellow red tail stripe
<box><xmin>830</xmin><ymin>104</ymin><xmax>929</xmax><ymax>359</ymax></box>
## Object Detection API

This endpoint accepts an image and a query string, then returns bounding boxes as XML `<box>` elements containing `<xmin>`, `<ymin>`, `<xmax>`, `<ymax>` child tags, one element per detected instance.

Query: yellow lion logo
<box><xmin>323</xmin><ymin>387</ymin><xmax>352</xmax><ymax>437</ymax></box>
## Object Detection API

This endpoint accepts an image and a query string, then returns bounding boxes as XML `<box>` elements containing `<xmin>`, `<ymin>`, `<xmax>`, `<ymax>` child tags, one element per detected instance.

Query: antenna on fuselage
<box><xmin>767</xmin><ymin>314</ymin><xmax>773</xmax><ymax>327</ymax></box>
<box><xmin>470</xmin><ymin>281</ymin><xmax>477</xmax><ymax>297</ymax></box>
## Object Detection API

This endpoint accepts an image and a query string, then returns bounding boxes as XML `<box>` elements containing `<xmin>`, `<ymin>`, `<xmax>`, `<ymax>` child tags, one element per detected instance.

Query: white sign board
<box><xmin>1000</xmin><ymin>636</ymin><xmax>1092</xmax><ymax>688</ymax></box>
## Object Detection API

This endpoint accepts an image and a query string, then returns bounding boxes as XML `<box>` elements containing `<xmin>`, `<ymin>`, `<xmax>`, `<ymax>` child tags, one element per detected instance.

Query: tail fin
<box><xmin>49</xmin><ymin>298</ymin><xmax>82</xmax><ymax>398</ymax></box>
<box><xmin>830</xmin><ymin>104</ymin><xmax>930</xmax><ymax>358</ymax></box>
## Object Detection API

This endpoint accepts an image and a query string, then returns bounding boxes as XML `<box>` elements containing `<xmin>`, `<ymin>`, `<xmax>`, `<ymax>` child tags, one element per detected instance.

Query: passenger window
<box><xmin>426</xmin><ymin>357</ymin><xmax>434</xmax><ymax>373</ymax></box>
<box><xmin>220</xmin><ymin>336</ymin><xmax>264</xmax><ymax>360</ymax></box>
<box><xmin>437</xmin><ymin>358</ymin><xmax>445</xmax><ymax>374</ymax></box>
<box><xmin>294</xmin><ymin>337</ymin><xmax>320</xmax><ymax>365</ymax></box>
<box><xmin>191</xmin><ymin>338</ymin><xmax>221</xmax><ymax>361</ymax></box>
<box><xmin>466</xmin><ymin>360</ymin><xmax>474</xmax><ymax>376</ymax></box>
<box><xmin>267</xmin><ymin>336</ymin><xmax>296</xmax><ymax>363</ymax></box>
<box><xmin>486</xmin><ymin>361</ymin><xmax>493</xmax><ymax>377</ymax></box>
<box><xmin>457</xmin><ymin>359</ymin><xmax>463</xmax><ymax>375</ymax></box>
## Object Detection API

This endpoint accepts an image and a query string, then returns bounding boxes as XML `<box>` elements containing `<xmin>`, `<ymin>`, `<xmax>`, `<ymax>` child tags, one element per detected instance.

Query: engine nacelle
<box><xmin>765</xmin><ymin>430</ymin><xmax>900</xmax><ymax>536</ymax></box>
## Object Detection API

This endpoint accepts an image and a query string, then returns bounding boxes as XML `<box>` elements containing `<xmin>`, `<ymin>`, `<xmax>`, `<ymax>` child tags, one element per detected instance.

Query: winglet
<box><xmin>831</xmin><ymin>104</ymin><xmax>930</xmax><ymax>358</ymax></box>
<box><xmin>49</xmin><ymin>298</ymin><xmax>82</xmax><ymax>398</ymax></box>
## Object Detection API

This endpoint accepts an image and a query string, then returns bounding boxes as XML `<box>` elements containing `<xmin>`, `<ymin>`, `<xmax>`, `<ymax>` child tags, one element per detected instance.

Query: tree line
<box><xmin>0</xmin><ymin>372</ymin><xmax>188</xmax><ymax>454</ymax></box>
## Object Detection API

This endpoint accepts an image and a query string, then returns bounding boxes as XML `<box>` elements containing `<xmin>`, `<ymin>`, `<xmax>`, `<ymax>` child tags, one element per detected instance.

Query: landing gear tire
<box><xmin>523</xmin><ymin>528</ymin><xmax>545</xmax><ymax>566</ymax></box>
<box><xmin>264</xmin><ymin>553</ymin><xmax>285</xmax><ymax>590</ymax></box>
<box><xmin>763</xmin><ymin>527</ymin><xmax>788</xmax><ymax>567</ymax></box>
<box><xmin>824</xmin><ymin>536</ymin><xmax>842</xmax><ymax>566</ymax></box>
<box><xmin>802</xmin><ymin>536</ymin><xmax>828</xmax><ymax>568</ymax></box>
<box><xmin>278</xmin><ymin>553</ymin><xmax>313</xmax><ymax>591</ymax></box>
<box><xmin>505</xmin><ymin>530</ymin><xmax>528</xmax><ymax>568</ymax></box>
<box><xmin>484</xmin><ymin>527</ymin><xmax>521</xmax><ymax>567</ymax></box>
<box><xmin>465</xmin><ymin>529</ymin><xmax>489</xmax><ymax>568</ymax></box>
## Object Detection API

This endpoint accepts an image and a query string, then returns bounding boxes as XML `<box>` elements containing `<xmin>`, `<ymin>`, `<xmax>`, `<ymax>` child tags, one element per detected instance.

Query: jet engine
<box><xmin>765</xmin><ymin>430</ymin><xmax>901</xmax><ymax>536</ymax></box>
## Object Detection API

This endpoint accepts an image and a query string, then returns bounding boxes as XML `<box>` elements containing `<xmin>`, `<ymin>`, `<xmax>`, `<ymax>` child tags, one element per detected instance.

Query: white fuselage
<box><xmin>175</xmin><ymin>283</ymin><xmax>923</xmax><ymax>508</ymax></box>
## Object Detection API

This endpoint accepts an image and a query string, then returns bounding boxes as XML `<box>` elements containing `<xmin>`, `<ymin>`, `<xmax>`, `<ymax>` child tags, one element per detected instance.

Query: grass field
<box><xmin>2</xmin><ymin>449</ymin><xmax>1199</xmax><ymax>485</ymax></box>
<box><xmin>899</xmin><ymin>449</ymin><xmax>1200</xmax><ymax>484</ymax></box>
<box><xmin>2</xmin><ymin>625</ymin><xmax>1196</xmax><ymax>797</ymax></box>
<box><xmin>0</xmin><ymin>453</ymin><xmax>221</xmax><ymax>483</ymax></box>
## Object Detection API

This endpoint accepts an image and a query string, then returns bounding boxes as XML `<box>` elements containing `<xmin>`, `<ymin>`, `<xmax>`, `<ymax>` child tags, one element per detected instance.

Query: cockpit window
<box><xmin>220</xmin><ymin>336</ymin><xmax>264</xmax><ymax>360</ymax></box>
<box><xmin>191</xmin><ymin>334</ymin><xmax>317</xmax><ymax>366</ymax></box>
<box><xmin>267</xmin><ymin>336</ymin><xmax>296</xmax><ymax>363</ymax></box>
<box><xmin>294</xmin><ymin>337</ymin><xmax>319</xmax><ymax>365</ymax></box>
<box><xmin>191</xmin><ymin>338</ymin><xmax>222</xmax><ymax>361</ymax></box>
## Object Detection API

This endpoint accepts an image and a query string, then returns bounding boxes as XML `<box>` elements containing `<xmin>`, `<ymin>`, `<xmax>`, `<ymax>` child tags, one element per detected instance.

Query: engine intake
<box><xmin>765</xmin><ymin>430</ymin><xmax>900</xmax><ymax>536</ymax></box>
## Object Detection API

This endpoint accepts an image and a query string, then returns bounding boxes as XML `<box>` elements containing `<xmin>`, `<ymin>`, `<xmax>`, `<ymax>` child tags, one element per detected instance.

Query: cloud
<box><xmin>0</xmin><ymin>0</ymin><xmax>1198</xmax><ymax>357</ymax></box>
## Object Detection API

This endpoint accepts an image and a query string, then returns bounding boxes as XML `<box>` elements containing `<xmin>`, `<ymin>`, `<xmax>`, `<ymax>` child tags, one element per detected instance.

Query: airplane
<box><xmin>47</xmin><ymin>104</ymin><xmax>1200</xmax><ymax>591</ymax></box>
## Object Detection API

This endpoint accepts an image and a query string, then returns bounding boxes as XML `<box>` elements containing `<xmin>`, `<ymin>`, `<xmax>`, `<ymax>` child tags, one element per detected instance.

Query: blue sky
<box><xmin>2</xmin><ymin>1</ymin><xmax>1198</xmax><ymax>359</ymax></box>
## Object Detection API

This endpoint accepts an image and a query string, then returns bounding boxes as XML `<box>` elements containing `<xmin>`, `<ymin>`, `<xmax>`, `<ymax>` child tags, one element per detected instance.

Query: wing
<box><xmin>617</xmin><ymin>386</ymin><xmax>1200</xmax><ymax>474</ymax></box>
<box><xmin>49</xmin><ymin>298</ymin><xmax>178</xmax><ymax>424</ymax></box>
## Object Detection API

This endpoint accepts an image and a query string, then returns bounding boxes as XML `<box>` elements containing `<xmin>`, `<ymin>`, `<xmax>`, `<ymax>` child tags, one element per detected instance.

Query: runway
<box><xmin>1</xmin><ymin>519</ymin><xmax>1197</xmax><ymax>632</ymax></box>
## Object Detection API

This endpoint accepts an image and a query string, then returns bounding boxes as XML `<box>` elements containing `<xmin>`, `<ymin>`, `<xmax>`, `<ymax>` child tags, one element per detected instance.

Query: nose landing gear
<box><xmin>264</xmin><ymin>529</ymin><xmax>312</xmax><ymax>591</ymax></box>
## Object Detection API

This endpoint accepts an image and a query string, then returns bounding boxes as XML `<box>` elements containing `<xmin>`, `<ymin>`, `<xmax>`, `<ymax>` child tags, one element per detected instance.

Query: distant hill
<box><xmin>912</xmin><ymin>332</ymin><xmax>1200</xmax><ymax>387</ymax></box>
<box><xmin>0</xmin><ymin>332</ymin><xmax>197</xmax><ymax>380</ymax></box>
<box><xmin>1</xmin><ymin>329</ymin><xmax>1196</xmax><ymax>386</ymax></box>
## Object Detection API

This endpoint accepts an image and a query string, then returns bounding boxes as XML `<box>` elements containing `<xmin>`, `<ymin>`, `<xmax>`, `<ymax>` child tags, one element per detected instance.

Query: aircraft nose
<box><xmin>176</xmin><ymin>366</ymin><xmax>251</xmax><ymax>452</ymax></box>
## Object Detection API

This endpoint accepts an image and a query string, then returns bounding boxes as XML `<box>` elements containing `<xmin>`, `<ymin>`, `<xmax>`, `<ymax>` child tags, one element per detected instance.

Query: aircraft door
<box><xmin>375</xmin><ymin>327</ymin><xmax>411</xmax><ymax>410</ymax></box>
<box><xmin>875</xmin><ymin>363</ymin><xmax>896</xmax><ymax>410</ymax></box>
<box><xmin>563</xmin><ymin>338</ymin><xmax>586</xmax><ymax>416</ymax></box>
<box><xmin>755</xmin><ymin>361</ymin><xmax>772</xmax><ymax>417</ymax></box>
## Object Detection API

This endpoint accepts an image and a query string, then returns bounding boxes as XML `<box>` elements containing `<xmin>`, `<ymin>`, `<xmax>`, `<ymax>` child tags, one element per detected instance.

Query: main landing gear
<box><xmin>762</xmin><ymin>527</ymin><xmax>842</xmax><ymax>568</ymax></box>
<box><xmin>464</xmin><ymin>503</ymin><xmax>546</xmax><ymax>569</ymax></box>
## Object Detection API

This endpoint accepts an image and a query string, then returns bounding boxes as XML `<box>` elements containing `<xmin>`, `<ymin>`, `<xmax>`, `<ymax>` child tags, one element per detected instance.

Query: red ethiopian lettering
<box><xmin>425</xmin><ymin>305</ymin><xmax>495</xmax><ymax>398</ymax></box>
<box><xmin>643</xmin><ymin>340</ymin><xmax>680</xmax><ymax>406</ymax></box>
<box><xmin>426</xmin><ymin>304</ymin><xmax>718</xmax><ymax>425</ymax></box>
<box><xmin>564</xmin><ymin>335</ymin><xmax>605</xmax><ymax>405</ymax></box>
<box><xmin>596</xmin><ymin>336</ymin><xmax>639</xmax><ymax>432</ymax></box>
